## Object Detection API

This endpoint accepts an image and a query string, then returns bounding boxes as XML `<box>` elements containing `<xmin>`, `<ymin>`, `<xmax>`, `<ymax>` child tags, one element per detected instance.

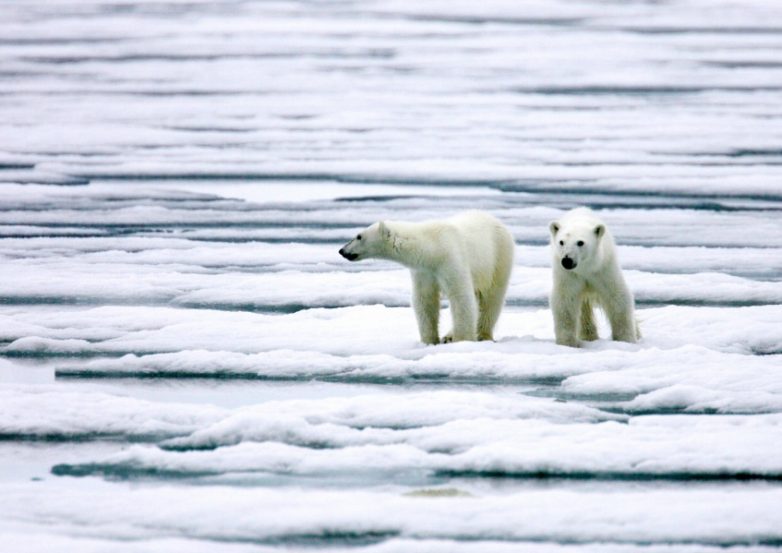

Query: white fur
<box><xmin>339</xmin><ymin>211</ymin><xmax>515</xmax><ymax>345</ymax></box>
<box><xmin>549</xmin><ymin>207</ymin><xmax>639</xmax><ymax>347</ymax></box>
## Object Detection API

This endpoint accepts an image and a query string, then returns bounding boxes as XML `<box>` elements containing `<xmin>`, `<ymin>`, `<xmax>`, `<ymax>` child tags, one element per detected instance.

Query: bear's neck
<box><xmin>381</xmin><ymin>222</ymin><xmax>430</xmax><ymax>269</ymax></box>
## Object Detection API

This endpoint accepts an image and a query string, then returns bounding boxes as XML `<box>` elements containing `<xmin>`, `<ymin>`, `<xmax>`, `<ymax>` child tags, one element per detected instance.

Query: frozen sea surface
<box><xmin>1</xmin><ymin>0</ymin><xmax>782</xmax><ymax>551</ymax></box>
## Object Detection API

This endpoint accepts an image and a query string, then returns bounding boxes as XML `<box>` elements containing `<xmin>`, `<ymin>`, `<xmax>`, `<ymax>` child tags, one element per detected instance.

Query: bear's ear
<box><xmin>594</xmin><ymin>224</ymin><xmax>605</xmax><ymax>238</ymax></box>
<box><xmin>549</xmin><ymin>221</ymin><xmax>560</xmax><ymax>237</ymax></box>
<box><xmin>378</xmin><ymin>221</ymin><xmax>391</xmax><ymax>238</ymax></box>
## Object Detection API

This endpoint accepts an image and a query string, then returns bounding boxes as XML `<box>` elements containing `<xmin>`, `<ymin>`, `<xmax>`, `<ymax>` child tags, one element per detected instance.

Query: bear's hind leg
<box><xmin>476</xmin><ymin>285</ymin><xmax>508</xmax><ymax>341</ymax></box>
<box><xmin>441</xmin><ymin>272</ymin><xmax>478</xmax><ymax>343</ymax></box>
<box><xmin>578</xmin><ymin>297</ymin><xmax>599</xmax><ymax>341</ymax></box>
<box><xmin>476</xmin><ymin>251</ymin><xmax>513</xmax><ymax>341</ymax></box>
<box><xmin>412</xmin><ymin>271</ymin><xmax>440</xmax><ymax>345</ymax></box>
<box><xmin>610</xmin><ymin>309</ymin><xmax>638</xmax><ymax>343</ymax></box>
<box><xmin>600</xmin><ymin>285</ymin><xmax>638</xmax><ymax>343</ymax></box>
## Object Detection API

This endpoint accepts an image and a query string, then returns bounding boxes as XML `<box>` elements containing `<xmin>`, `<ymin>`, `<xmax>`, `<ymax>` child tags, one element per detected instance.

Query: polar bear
<box><xmin>549</xmin><ymin>207</ymin><xmax>639</xmax><ymax>347</ymax></box>
<box><xmin>339</xmin><ymin>211</ymin><xmax>515</xmax><ymax>345</ymax></box>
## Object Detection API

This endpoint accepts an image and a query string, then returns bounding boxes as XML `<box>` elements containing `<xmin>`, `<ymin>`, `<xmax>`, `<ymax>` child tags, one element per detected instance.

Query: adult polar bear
<box><xmin>549</xmin><ymin>207</ymin><xmax>639</xmax><ymax>347</ymax></box>
<box><xmin>339</xmin><ymin>211</ymin><xmax>514</xmax><ymax>345</ymax></box>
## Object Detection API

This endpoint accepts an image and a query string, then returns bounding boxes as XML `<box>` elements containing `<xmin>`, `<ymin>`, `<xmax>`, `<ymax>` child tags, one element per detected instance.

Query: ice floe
<box><xmin>1</xmin><ymin>481</ymin><xmax>780</xmax><ymax>546</ymax></box>
<box><xmin>2</xmin><ymin>0</ymin><xmax>782</xmax><ymax>550</ymax></box>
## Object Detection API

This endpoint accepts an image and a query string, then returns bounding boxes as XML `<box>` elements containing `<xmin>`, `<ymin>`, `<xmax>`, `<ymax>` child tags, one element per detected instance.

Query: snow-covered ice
<box><xmin>1</xmin><ymin>0</ymin><xmax>782</xmax><ymax>550</ymax></box>
<box><xmin>1</xmin><ymin>482</ymin><xmax>782</xmax><ymax>548</ymax></box>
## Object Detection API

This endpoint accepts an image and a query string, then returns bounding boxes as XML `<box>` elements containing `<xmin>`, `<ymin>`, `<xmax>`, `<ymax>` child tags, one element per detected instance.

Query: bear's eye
<box><xmin>357</xmin><ymin>234</ymin><xmax>362</xmax><ymax>240</ymax></box>
<box><xmin>577</xmin><ymin>240</ymin><xmax>584</xmax><ymax>247</ymax></box>
<box><xmin>559</xmin><ymin>240</ymin><xmax>564</xmax><ymax>246</ymax></box>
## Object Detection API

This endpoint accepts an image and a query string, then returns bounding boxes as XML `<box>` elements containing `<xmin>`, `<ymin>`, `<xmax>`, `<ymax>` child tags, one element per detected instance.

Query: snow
<box><xmin>0</xmin><ymin>384</ymin><xmax>223</xmax><ymax>440</ymax></box>
<box><xmin>2</xmin><ymin>538</ymin><xmax>778</xmax><ymax>553</ymax></box>
<box><xmin>1</xmin><ymin>0</ymin><xmax>782</xmax><ymax>550</ymax></box>
<box><xmin>3</xmin><ymin>363</ymin><xmax>764</xmax><ymax>481</ymax></box>
<box><xmin>0</xmin><ymin>384</ymin><xmax>616</xmax><ymax>442</ymax></box>
<box><xmin>52</xmin><ymin>413</ymin><xmax>782</xmax><ymax>479</ymax></box>
<box><xmin>1</xmin><ymin>302</ymin><xmax>777</xmax><ymax>357</ymax></box>
<box><xmin>0</xmin><ymin>482</ymin><xmax>781</xmax><ymax>546</ymax></box>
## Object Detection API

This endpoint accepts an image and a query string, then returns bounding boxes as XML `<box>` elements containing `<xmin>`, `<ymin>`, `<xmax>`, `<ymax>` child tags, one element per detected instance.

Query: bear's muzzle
<box><xmin>339</xmin><ymin>247</ymin><xmax>359</xmax><ymax>261</ymax></box>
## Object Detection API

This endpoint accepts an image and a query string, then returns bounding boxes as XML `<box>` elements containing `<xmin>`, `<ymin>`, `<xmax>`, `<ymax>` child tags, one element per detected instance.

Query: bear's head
<box><xmin>549</xmin><ymin>219</ymin><xmax>605</xmax><ymax>272</ymax></box>
<box><xmin>339</xmin><ymin>221</ymin><xmax>390</xmax><ymax>262</ymax></box>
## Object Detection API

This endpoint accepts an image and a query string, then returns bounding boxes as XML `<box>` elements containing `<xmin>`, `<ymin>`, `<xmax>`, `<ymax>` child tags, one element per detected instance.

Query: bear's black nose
<box><xmin>339</xmin><ymin>248</ymin><xmax>358</xmax><ymax>261</ymax></box>
<box><xmin>561</xmin><ymin>256</ymin><xmax>576</xmax><ymax>270</ymax></box>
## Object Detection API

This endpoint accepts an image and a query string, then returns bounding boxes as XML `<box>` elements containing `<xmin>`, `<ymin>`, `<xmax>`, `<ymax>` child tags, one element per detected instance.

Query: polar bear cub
<box><xmin>549</xmin><ymin>207</ymin><xmax>639</xmax><ymax>347</ymax></box>
<box><xmin>339</xmin><ymin>211</ymin><xmax>515</xmax><ymax>345</ymax></box>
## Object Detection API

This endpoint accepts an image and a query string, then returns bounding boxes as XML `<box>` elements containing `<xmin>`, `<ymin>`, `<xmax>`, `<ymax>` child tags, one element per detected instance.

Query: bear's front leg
<box><xmin>411</xmin><ymin>271</ymin><xmax>440</xmax><ymax>345</ymax></box>
<box><xmin>579</xmin><ymin>297</ymin><xmax>599</xmax><ymax>341</ymax></box>
<box><xmin>440</xmin><ymin>271</ymin><xmax>478</xmax><ymax>342</ymax></box>
<box><xmin>551</xmin><ymin>281</ymin><xmax>581</xmax><ymax>347</ymax></box>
